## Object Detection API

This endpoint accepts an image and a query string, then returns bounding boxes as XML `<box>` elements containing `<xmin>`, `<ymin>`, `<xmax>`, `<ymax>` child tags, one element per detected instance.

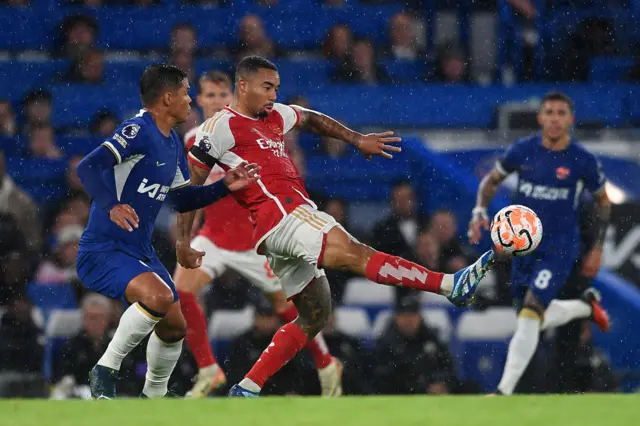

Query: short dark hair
<box><xmin>235</xmin><ymin>56</ymin><xmax>278</xmax><ymax>82</ymax></box>
<box><xmin>27</xmin><ymin>122</ymin><xmax>53</xmax><ymax>137</ymax></box>
<box><xmin>198</xmin><ymin>70</ymin><xmax>232</xmax><ymax>93</ymax></box>
<box><xmin>23</xmin><ymin>89</ymin><xmax>52</xmax><ymax>106</ymax></box>
<box><xmin>541</xmin><ymin>91</ymin><xmax>574</xmax><ymax>113</ymax></box>
<box><xmin>171</xmin><ymin>23</ymin><xmax>195</xmax><ymax>35</ymax></box>
<box><xmin>139</xmin><ymin>64</ymin><xmax>188</xmax><ymax>106</ymax></box>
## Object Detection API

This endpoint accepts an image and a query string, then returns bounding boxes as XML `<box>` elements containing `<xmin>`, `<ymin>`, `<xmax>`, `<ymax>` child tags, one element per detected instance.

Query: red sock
<box><xmin>245</xmin><ymin>322</ymin><xmax>308</xmax><ymax>388</ymax></box>
<box><xmin>277</xmin><ymin>305</ymin><xmax>332</xmax><ymax>369</ymax></box>
<box><xmin>365</xmin><ymin>252</ymin><xmax>443</xmax><ymax>294</ymax></box>
<box><xmin>179</xmin><ymin>290</ymin><xmax>217</xmax><ymax>369</ymax></box>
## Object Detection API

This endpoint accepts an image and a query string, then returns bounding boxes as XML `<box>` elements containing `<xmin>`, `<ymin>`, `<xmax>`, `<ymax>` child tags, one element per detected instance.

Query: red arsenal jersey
<box><xmin>183</xmin><ymin>128</ymin><xmax>255</xmax><ymax>251</ymax></box>
<box><xmin>188</xmin><ymin>103</ymin><xmax>314</xmax><ymax>248</ymax></box>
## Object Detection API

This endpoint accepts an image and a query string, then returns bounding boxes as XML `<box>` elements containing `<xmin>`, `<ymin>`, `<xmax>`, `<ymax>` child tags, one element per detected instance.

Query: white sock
<box><xmin>98</xmin><ymin>303</ymin><xmax>160</xmax><ymax>371</ymax></box>
<box><xmin>497</xmin><ymin>312</ymin><xmax>541</xmax><ymax>395</ymax></box>
<box><xmin>440</xmin><ymin>275</ymin><xmax>453</xmax><ymax>297</ymax></box>
<box><xmin>541</xmin><ymin>300</ymin><xmax>592</xmax><ymax>331</ymax></box>
<box><xmin>142</xmin><ymin>331</ymin><xmax>184</xmax><ymax>398</ymax></box>
<box><xmin>239</xmin><ymin>378</ymin><xmax>261</xmax><ymax>393</ymax></box>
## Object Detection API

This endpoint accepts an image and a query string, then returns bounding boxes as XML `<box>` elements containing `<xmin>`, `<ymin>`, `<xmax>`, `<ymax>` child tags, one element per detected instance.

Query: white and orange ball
<box><xmin>490</xmin><ymin>205</ymin><xmax>542</xmax><ymax>256</ymax></box>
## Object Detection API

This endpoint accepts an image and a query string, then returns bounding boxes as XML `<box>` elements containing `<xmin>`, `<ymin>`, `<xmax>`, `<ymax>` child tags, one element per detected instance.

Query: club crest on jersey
<box><xmin>122</xmin><ymin>123</ymin><xmax>140</xmax><ymax>139</ymax></box>
<box><xmin>266</xmin><ymin>122</ymin><xmax>282</xmax><ymax>134</ymax></box>
<box><xmin>198</xmin><ymin>135</ymin><xmax>212</xmax><ymax>153</ymax></box>
<box><xmin>556</xmin><ymin>166</ymin><xmax>571</xmax><ymax>180</ymax></box>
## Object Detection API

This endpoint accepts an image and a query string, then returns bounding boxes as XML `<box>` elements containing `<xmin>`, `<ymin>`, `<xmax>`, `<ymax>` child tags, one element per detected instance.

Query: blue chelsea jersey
<box><xmin>80</xmin><ymin>110</ymin><xmax>191</xmax><ymax>259</ymax></box>
<box><xmin>497</xmin><ymin>134</ymin><xmax>606</xmax><ymax>255</ymax></box>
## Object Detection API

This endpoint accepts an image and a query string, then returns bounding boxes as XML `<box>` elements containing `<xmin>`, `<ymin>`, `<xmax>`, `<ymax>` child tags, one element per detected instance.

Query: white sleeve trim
<box><xmin>495</xmin><ymin>160</ymin><xmax>508</xmax><ymax>176</ymax></box>
<box><xmin>102</xmin><ymin>141</ymin><xmax>122</xmax><ymax>164</ymax></box>
<box><xmin>272</xmin><ymin>103</ymin><xmax>299</xmax><ymax>134</ymax></box>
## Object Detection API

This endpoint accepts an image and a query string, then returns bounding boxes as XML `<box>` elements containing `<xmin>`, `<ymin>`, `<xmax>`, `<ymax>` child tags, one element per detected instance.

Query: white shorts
<box><xmin>262</xmin><ymin>205</ymin><xmax>341</xmax><ymax>298</ymax></box>
<box><xmin>191</xmin><ymin>235</ymin><xmax>281</xmax><ymax>294</ymax></box>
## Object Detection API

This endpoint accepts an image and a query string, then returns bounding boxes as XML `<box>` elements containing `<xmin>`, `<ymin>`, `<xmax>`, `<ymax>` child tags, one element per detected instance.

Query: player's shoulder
<box><xmin>512</xmin><ymin>134</ymin><xmax>541</xmax><ymax>149</ymax></box>
<box><xmin>198</xmin><ymin>109</ymin><xmax>234</xmax><ymax>137</ymax></box>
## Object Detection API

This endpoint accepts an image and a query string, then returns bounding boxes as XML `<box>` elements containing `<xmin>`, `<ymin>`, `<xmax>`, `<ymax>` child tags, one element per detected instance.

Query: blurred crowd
<box><xmin>0</xmin><ymin>0</ymin><xmax>623</xmax><ymax>399</ymax></box>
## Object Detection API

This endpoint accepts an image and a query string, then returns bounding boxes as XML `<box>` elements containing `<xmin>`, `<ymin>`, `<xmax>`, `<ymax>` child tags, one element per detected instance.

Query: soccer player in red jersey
<box><xmin>174</xmin><ymin>71</ymin><xmax>341</xmax><ymax>398</ymax></box>
<box><xmin>179</xmin><ymin>56</ymin><xmax>495</xmax><ymax>397</ymax></box>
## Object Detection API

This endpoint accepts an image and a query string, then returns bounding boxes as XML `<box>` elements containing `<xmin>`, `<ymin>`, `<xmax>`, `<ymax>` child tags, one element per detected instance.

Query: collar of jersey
<box><xmin>224</xmin><ymin>106</ymin><xmax>260</xmax><ymax>121</ymax></box>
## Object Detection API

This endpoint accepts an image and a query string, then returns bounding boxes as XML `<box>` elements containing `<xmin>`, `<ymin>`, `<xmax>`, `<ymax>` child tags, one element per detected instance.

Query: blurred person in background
<box><xmin>51</xmin><ymin>293</ymin><xmax>113</xmax><ymax>399</ymax></box>
<box><xmin>386</xmin><ymin>11</ymin><xmax>423</xmax><ymax>61</ymax></box>
<box><xmin>62</xmin><ymin>49</ymin><xmax>105</xmax><ymax>84</ymax></box>
<box><xmin>223</xmin><ymin>297</ymin><xmax>317</xmax><ymax>396</ymax></box>
<box><xmin>373</xmin><ymin>294</ymin><xmax>455</xmax><ymax>395</ymax></box>
<box><xmin>57</xmin><ymin>14</ymin><xmax>98</xmax><ymax>60</ymax></box>
<box><xmin>235</xmin><ymin>15</ymin><xmax>276</xmax><ymax>60</ymax></box>
<box><xmin>0</xmin><ymin>100</ymin><xmax>17</xmax><ymax>137</ymax></box>
<box><xmin>323</xmin><ymin>24</ymin><xmax>353</xmax><ymax>62</ymax></box>
<box><xmin>333</xmin><ymin>38</ymin><xmax>389</xmax><ymax>84</ymax></box>
<box><xmin>35</xmin><ymin>224</ymin><xmax>83</xmax><ymax>286</ymax></box>
<box><xmin>170</xmin><ymin>50</ymin><xmax>195</xmax><ymax>85</ymax></box>
<box><xmin>0</xmin><ymin>149</ymin><xmax>42</xmax><ymax>254</ymax></box>
<box><xmin>90</xmin><ymin>110</ymin><xmax>119</xmax><ymax>138</ymax></box>
<box><xmin>27</xmin><ymin>123</ymin><xmax>62</xmax><ymax>159</ymax></box>
<box><xmin>434</xmin><ymin>42</ymin><xmax>470</xmax><ymax>84</ymax></box>
<box><xmin>22</xmin><ymin>89</ymin><xmax>52</xmax><ymax>130</ymax></box>
<box><xmin>0</xmin><ymin>293</ymin><xmax>45</xmax><ymax>397</ymax></box>
<box><xmin>415</xmin><ymin>231</ymin><xmax>441</xmax><ymax>272</ymax></box>
<box><xmin>427</xmin><ymin>209</ymin><xmax>473</xmax><ymax>273</ymax></box>
<box><xmin>170</xmin><ymin>23</ymin><xmax>198</xmax><ymax>55</ymax></box>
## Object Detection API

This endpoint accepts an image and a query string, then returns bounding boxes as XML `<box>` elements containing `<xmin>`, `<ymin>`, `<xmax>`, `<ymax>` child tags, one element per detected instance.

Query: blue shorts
<box><xmin>510</xmin><ymin>249</ymin><xmax>578</xmax><ymax>308</ymax></box>
<box><xmin>76</xmin><ymin>250</ymin><xmax>178</xmax><ymax>304</ymax></box>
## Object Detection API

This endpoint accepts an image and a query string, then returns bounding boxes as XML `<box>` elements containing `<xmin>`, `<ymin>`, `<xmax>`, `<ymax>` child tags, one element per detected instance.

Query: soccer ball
<box><xmin>490</xmin><ymin>205</ymin><xmax>542</xmax><ymax>256</ymax></box>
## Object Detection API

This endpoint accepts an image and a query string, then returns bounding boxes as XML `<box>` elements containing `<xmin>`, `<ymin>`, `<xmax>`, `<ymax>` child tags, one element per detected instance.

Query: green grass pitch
<box><xmin>2</xmin><ymin>395</ymin><xmax>639</xmax><ymax>426</ymax></box>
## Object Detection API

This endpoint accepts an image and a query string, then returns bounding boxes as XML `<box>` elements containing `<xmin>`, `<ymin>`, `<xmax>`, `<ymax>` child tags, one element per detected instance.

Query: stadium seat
<box><xmin>419</xmin><ymin>291</ymin><xmax>451</xmax><ymax>305</ymax></box>
<box><xmin>421</xmin><ymin>309</ymin><xmax>453</xmax><ymax>343</ymax></box>
<box><xmin>333</xmin><ymin>306</ymin><xmax>372</xmax><ymax>338</ymax></box>
<box><xmin>370</xmin><ymin>309</ymin><xmax>392</xmax><ymax>339</ymax></box>
<box><xmin>57</xmin><ymin>136</ymin><xmax>103</xmax><ymax>157</ymax></box>
<box><xmin>26</xmin><ymin>282</ymin><xmax>78</xmax><ymax>320</ymax></box>
<box><xmin>207</xmin><ymin>306</ymin><xmax>255</xmax><ymax>340</ymax></box>
<box><xmin>455</xmin><ymin>307</ymin><xmax>518</xmax><ymax>391</ymax></box>
<box><xmin>590</xmin><ymin>57</ymin><xmax>635</xmax><ymax>83</ymax></box>
<box><xmin>45</xmin><ymin>310</ymin><xmax>83</xmax><ymax>338</ymax></box>
<box><xmin>342</xmin><ymin>278</ymin><xmax>395</xmax><ymax>306</ymax></box>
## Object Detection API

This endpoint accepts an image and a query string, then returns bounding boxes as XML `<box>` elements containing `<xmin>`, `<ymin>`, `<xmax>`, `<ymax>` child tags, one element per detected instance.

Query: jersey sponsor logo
<box><xmin>197</xmin><ymin>135</ymin><xmax>212</xmax><ymax>153</ymax></box>
<box><xmin>256</xmin><ymin>138</ymin><xmax>288</xmax><ymax>158</ymax></box>
<box><xmin>556</xmin><ymin>167</ymin><xmax>571</xmax><ymax>180</ymax></box>
<box><xmin>122</xmin><ymin>123</ymin><xmax>140</xmax><ymax>139</ymax></box>
<box><xmin>518</xmin><ymin>180</ymin><xmax>570</xmax><ymax>201</ymax></box>
<box><xmin>113</xmin><ymin>133</ymin><xmax>128</xmax><ymax>149</ymax></box>
<box><xmin>137</xmin><ymin>178</ymin><xmax>170</xmax><ymax>201</ymax></box>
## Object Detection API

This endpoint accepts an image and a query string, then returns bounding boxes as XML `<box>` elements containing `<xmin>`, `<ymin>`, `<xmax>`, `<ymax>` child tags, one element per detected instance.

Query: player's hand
<box><xmin>109</xmin><ymin>204</ymin><xmax>139</xmax><ymax>232</ymax></box>
<box><xmin>468</xmin><ymin>206</ymin><xmax>489</xmax><ymax>244</ymax></box>
<box><xmin>581</xmin><ymin>246</ymin><xmax>603</xmax><ymax>278</ymax></box>
<box><xmin>176</xmin><ymin>241</ymin><xmax>205</xmax><ymax>269</ymax></box>
<box><xmin>224</xmin><ymin>161</ymin><xmax>262</xmax><ymax>192</ymax></box>
<box><xmin>355</xmin><ymin>131</ymin><xmax>402</xmax><ymax>160</ymax></box>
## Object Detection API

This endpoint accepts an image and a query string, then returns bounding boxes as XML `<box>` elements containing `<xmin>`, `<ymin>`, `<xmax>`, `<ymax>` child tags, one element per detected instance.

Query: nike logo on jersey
<box><xmin>156</xmin><ymin>161</ymin><xmax>166</xmax><ymax>167</ymax></box>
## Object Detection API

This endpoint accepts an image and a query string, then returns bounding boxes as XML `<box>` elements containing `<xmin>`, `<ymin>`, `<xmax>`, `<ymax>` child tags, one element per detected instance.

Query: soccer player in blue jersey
<box><xmin>468</xmin><ymin>91</ymin><xmax>611</xmax><ymax>395</ymax></box>
<box><xmin>74</xmin><ymin>64</ymin><xmax>260</xmax><ymax>399</ymax></box>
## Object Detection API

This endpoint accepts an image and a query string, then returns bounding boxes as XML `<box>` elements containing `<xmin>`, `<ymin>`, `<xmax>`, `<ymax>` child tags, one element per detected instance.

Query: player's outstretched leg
<box><xmin>229</xmin><ymin>277</ymin><xmax>333</xmax><ymax>397</ymax></box>
<box><xmin>140</xmin><ymin>301</ymin><xmax>187</xmax><ymax>398</ymax></box>
<box><xmin>89</xmin><ymin>272</ymin><xmax>175</xmax><ymax>399</ymax></box>
<box><xmin>174</xmin><ymin>265</ymin><xmax>226</xmax><ymax>398</ymax></box>
<box><xmin>321</xmin><ymin>227</ymin><xmax>494</xmax><ymax>307</ymax></box>
<box><xmin>540</xmin><ymin>288</ymin><xmax>610</xmax><ymax>332</ymax></box>
<box><xmin>270</xmin><ymin>291</ymin><xmax>342</xmax><ymax>396</ymax></box>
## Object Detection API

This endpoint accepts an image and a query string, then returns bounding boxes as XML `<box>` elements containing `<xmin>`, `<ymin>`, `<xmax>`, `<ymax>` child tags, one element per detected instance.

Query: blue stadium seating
<box><xmin>26</xmin><ymin>282</ymin><xmax>78</xmax><ymax>320</ymax></box>
<box><xmin>5</xmin><ymin>156</ymin><xmax>68</xmax><ymax>204</ymax></box>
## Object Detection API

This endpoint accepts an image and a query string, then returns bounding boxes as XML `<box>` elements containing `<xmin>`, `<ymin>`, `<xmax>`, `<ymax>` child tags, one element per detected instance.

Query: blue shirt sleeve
<box><xmin>101</xmin><ymin>119</ymin><xmax>145</xmax><ymax>164</ymax></box>
<box><xmin>76</xmin><ymin>145</ymin><xmax>119</xmax><ymax>213</ymax></box>
<box><xmin>496</xmin><ymin>141</ymin><xmax>525</xmax><ymax>175</ymax></box>
<box><xmin>583</xmin><ymin>152</ymin><xmax>606</xmax><ymax>194</ymax></box>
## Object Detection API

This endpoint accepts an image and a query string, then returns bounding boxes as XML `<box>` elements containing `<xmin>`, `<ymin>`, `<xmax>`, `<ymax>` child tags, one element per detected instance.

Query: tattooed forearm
<box><xmin>593</xmin><ymin>192</ymin><xmax>611</xmax><ymax>247</ymax></box>
<box><xmin>477</xmin><ymin>169</ymin><xmax>506</xmax><ymax>209</ymax></box>
<box><xmin>291</xmin><ymin>105</ymin><xmax>362</xmax><ymax>146</ymax></box>
<box><xmin>176</xmin><ymin>211</ymin><xmax>195</xmax><ymax>246</ymax></box>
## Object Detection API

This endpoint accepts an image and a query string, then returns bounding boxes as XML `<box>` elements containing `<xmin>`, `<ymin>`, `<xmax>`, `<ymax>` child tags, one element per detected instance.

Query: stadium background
<box><xmin>1</xmin><ymin>0</ymin><xmax>640</xmax><ymax>400</ymax></box>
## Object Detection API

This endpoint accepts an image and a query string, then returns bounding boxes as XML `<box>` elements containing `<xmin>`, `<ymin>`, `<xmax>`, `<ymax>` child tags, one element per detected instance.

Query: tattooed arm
<box><xmin>581</xmin><ymin>189</ymin><xmax>611</xmax><ymax>277</ymax></box>
<box><xmin>290</xmin><ymin>105</ymin><xmax>402</xmax><ymax>160</ymax></box>
<box><xmin>175</xmin><ymin>164</ymin><xmax>210</xmax><ymax>269</ymax></box>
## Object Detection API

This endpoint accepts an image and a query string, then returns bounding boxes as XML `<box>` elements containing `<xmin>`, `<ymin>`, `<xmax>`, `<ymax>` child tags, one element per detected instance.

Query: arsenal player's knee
<box><xmin>291</xmin><ymin>277</ymin><xmax>332</xmax><ymax>338</ymax></box>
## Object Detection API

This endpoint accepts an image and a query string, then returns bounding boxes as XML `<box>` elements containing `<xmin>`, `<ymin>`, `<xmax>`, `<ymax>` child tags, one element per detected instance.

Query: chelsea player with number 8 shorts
<box><xmin>75</xmin><ymin>64</ymin><xmax>260</xmax><ymax>399</ymax></box>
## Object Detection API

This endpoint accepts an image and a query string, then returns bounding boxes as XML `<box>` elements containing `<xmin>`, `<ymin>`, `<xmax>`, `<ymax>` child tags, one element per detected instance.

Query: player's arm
<box><xmin>581</xmin><ymin>157</ymin><xmax>611</xmax><ymax>277</ymax></box>
<box><xmin>76</xmin><ymin>144</ymin><xmax>139</xmax><ymax>232</ymax></box>
<box><xmin>289</xmin><ymin>105</ymin><xmax>402</xmax><ymax>160</ymax></box>
<box><xmin>468</xmin><ymin>143</ymin><xmax>523</xmax><ymax>244</ymax></box>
